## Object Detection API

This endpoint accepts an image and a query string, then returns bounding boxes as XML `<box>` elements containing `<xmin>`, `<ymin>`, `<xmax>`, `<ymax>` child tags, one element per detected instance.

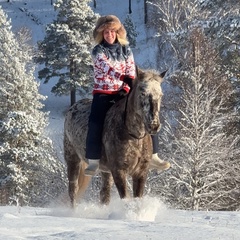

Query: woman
<box><xmin>85</xmin><ymin>15</ymin><xmax>170</xmax><ymax>176</ymax></box>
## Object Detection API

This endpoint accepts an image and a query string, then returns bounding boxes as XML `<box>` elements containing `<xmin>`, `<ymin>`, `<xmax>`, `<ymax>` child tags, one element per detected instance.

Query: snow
<box><xmin>1</xmin><ymin>197</ymin><xmax>240</xmax><ymax>240</ymax></box>
<box><xmin>0</xmin><ymin>0</ymin><xmax>240</xmax><ymax>239</ymax></box>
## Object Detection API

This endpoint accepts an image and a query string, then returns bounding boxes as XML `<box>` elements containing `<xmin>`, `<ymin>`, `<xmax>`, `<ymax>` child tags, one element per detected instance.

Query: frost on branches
<box><xmin>148</xmin><ymin>28</ymin><xmax>240</xmax><ymax>211</ymax></box>
<box><xmin>36</xmin><ymin>0</ymin><xmax>99</xmax><ymax>103</ymax></box>
<box><xmin>145</xmin><ymin>0</ymin><xmax>239</xmax><ymax>210</ymax></box>
<box><xmin>149</xmin><ymin>0</ymin><xmax>240</xmax><ymax>125</ymax></box>
<box><xmin>0</xmin><ymin>7</ymin><xmax>67</xmax><ymax>207</ymax></box>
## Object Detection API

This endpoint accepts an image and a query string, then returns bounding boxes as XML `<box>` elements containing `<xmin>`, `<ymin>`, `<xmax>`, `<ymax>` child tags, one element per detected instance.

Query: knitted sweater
<box><xmin>91</xmin><ymin>41</ymin><xmax>136</xmax><ymax>95</ymax></box>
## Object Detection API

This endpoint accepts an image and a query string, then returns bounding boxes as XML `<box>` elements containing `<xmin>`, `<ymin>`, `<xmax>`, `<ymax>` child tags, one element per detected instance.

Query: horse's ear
<box><xmin>135</xmin><ymin>65</ymin><xmax>139</xmax><ymax>76</ymax></box>
<box><xmin>135</xmin><ymin>65</ymin><xmax>144</xmax><ymax>80</ymax></box>
<box><xmin>160</xmin><ymin>69</ymin><xmax>168</xmax><ymax>78</ymax></box>
<box><xmin>135</xmin><ymin>65</ymin><xmax>143</xmax><ymax>77</ymax></box>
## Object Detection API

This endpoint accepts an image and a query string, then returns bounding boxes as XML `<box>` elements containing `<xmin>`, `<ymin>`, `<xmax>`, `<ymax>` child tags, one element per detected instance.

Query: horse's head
<box><xmin>133</xmin><ymin>68</ymin><xmax>166</xmax><ymax>135</ymax></box>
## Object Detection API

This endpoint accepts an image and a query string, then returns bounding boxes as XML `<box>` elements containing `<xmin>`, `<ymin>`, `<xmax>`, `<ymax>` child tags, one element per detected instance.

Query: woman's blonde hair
<box><xmin>93</xmin><ymin>15</ymin><xmax>129</xmax><ymax>45</ymax></box>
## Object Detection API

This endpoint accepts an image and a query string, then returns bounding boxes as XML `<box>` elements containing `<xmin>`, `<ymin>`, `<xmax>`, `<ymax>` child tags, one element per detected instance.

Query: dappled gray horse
<box><xmin>64</xmin><ymin>68</ymin><xmax>166</xmax><ymax>207</ymax></box>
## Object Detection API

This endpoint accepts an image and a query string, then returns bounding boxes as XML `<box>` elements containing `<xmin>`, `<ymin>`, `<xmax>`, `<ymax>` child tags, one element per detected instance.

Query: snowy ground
<box><xmin>1</xmin><ymin>0</ymin><xmax>240</xmax><ymax>239</ymax></box>
<box><xmin>1</xmin><ymin>196</ymin><xmax>240</xmax><ymax>240</ymax></box>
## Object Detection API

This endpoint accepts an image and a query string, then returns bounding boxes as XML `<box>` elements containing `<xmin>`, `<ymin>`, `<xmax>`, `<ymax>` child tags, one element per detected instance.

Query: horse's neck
<box><xmin>125</xmin><ymin>89</ymin><xmax>146</xmax><ymax>139</ymax></box>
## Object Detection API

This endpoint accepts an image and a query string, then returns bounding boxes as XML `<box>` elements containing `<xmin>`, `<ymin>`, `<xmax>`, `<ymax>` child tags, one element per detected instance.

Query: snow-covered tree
<box><xmin>148</xmin><ymin>0</ymin><xmax>200</xmax><ymax>33</ymax></box>
<box><xmin>36</xmin><ymin>0</ymin><xmax>99</xmax><ymax>105</ymax></box>
<box><xmin>0</xmin><ymin>7</ymin><xmax>67</xmax><ymax>206</ymax></box>
<box><xmin>198</xmin><ymin>0</ymin><xmax>240</xmax><ymax>137</ymax></box>
<box><xmin>123</xmin><ymin>14</ymin><xmax>138</xmax><ymax>48</ymax></box>
<box><xmin>149</xmin><ymin>0</ymin><xmax>240</xmax><ymax>121</ymax></box>
<box><xmin>149</xmin><ymin>28</ymin><xmax>240</xmax><ymax>211</ymax></box>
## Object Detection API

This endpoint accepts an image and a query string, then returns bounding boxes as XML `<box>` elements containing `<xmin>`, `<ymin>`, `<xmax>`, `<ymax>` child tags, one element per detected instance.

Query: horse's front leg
<box><xmin>132</xmin><ymin>174</ymin><xmax>147</xmax><ymax>198</ymax></box>
<box><xmin>111</xmin><ymin>169</ymin><xmax>129</xmax><ymax>199</ymax></box>
<box><xmin>100</xmin><ymin>172</ymin><xmax>113</xmax><ymax>205</ymax></box>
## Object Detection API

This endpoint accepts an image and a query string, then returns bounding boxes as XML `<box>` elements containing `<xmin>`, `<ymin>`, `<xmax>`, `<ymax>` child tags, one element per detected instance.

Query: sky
<box><xmin>0</xmin><ymin>0</ymin><xmax>240</xmax><ymax>239</ymax></box>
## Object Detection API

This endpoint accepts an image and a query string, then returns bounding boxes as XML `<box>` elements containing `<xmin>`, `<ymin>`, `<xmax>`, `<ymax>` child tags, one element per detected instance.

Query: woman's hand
<box><xmin>122</xmin><ymin>76</ymin><xmax>133</xmax><ymax>89</ymax></box>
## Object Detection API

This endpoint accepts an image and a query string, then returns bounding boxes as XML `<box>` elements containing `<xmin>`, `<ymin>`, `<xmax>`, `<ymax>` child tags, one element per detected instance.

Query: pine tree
<box><xmin>149</xmin><ymin>28</ymin><xmax>240</xmax><ymax>211</ymax></box>
<box><xmin>0</xmin><ymin>7</ymin><xmax>67</xmax><ymax>206</ymax></box>
<box><xmin>36</xmin><ymin>0</ymin><xmax>99</xmax><ymax>105</ymax></box>
<box><xmin>123</xmin><ymin>14</ymin><xmax>138</xmax><ymax>48</ymax></box>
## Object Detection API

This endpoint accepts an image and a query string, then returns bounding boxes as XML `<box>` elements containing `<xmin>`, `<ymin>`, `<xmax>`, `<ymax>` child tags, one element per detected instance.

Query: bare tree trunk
<box><xmin>129</xmin><ymin>0</ymin><xmax>132</xmax><ymax>14</ymax></box>
<box><xmin>70</xmin><ymin>58</ymin><xmax>76</xmax><ymax>106</ymax></box>
<box><xmin>93</xmin><ymin>0</ymin><xmax>96</xmax><ymax>8</ymax></box>
<box><xmin>144</xmin><ymin>0</ymin><xmax>147</xmax><ymax>24</ymax></box>
<box><xmin>70</xmin><ymin>89</ymin><xmax>76</xmax><ymax>106</ymax></box>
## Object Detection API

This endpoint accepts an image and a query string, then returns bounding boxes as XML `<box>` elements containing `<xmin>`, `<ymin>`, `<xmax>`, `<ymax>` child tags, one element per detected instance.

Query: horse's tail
<box><xmin>77</xmin><ymin>161</ymin><xmax>91</xmax><ymax>199</ymax></box>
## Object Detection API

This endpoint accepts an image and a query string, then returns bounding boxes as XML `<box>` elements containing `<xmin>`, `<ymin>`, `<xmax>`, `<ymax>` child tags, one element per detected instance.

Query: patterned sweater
<box><xmin>91</xmin><ymin>41</ymin><xmax>136</xmax><ymax>95</ymax></box>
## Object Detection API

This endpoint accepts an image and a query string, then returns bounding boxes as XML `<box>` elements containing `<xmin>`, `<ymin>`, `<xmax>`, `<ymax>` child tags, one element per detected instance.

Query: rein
<box><xmin>122</xmin><ymin>65</ymin><xmax>147</xmax><ymax>140</ymax></box>
<box><xmin>123</xmin><ymin>93</ymin><xmax>129</xmax><ymax>125</ymax></box>
<box><xmin>123</xmin><ymin>91</ymin><xmax>147</xmax><ymax>140</ymax></box>
<box><xmin>123</xmin><ymin>64</ymin><xmax>138</xmax><ymax>125</ymax></box>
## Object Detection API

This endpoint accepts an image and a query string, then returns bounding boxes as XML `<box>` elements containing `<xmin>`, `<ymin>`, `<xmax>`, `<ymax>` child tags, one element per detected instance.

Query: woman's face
<box><xmin>103</xmin><ymin>28</ymin><xmax>117</xmax><ymax>44</ymax></box>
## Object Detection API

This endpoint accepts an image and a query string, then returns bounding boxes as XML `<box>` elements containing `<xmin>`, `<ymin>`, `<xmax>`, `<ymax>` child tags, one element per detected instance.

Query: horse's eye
<box><xmin>139</xmin><ymin>86</ymin><xmax>145</xmax><ymax>92</ymax></box>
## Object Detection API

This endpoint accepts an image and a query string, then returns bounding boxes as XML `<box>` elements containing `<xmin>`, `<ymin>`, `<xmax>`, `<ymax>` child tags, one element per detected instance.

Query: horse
<box><xmin>63</xmin><ymin>68</ymin><xmax>166</xmax><ymax>208</ymax></box>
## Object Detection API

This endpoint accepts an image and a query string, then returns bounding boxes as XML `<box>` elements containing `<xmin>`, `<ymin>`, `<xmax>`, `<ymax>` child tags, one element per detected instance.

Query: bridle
<box><xmin>122</xmin><ymin>69</ymin><xmax>147</xmax><ymax>140</ymax></box>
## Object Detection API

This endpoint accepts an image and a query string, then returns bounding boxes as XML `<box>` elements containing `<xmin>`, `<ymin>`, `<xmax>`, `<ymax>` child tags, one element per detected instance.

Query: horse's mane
<box><xmin>135</xmin><ymin>66</ymin><xmax>162</xmax><ymax>85</ymax></box>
